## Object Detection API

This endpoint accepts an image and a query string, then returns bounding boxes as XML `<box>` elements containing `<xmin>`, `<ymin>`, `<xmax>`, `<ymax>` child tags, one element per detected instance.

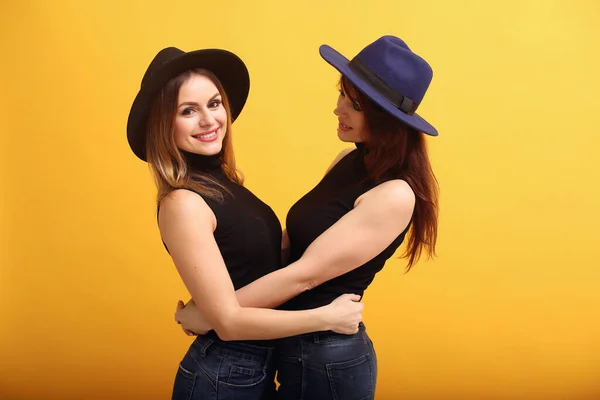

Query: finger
<box><xmin>350</xmin><ymin>294</ymin><xmax>362</xmax><ymax>302</ymax></box>
<box><xmin>341</xmin><ymin>293</ymin><xmax>361</xmax><ymax>302</ymax></box>
<box><xmin>175</xmin><ymin>301</ymin><xmax>184</xmax><ymax>319</ymax></box>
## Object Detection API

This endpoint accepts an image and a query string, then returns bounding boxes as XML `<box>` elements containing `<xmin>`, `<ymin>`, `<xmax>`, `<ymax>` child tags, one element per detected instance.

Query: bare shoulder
<box><xmin>160</xmin><ymin>189</ymin><xmax>207</xmax><ymax>213</ymax></box>
<box><xmin>324</xmin><ymin>148</ymin><xmax>356</xmax><ymax>175</ymax></box>
<box><xmin>357</xmin><ymin>179</ymin><xmax>416</xmax><ymax>214</ymax></box>
<box><xmin>158</xmin><ymin>189</ymin><xmax>216</xmax><ymax>231</ymax></box>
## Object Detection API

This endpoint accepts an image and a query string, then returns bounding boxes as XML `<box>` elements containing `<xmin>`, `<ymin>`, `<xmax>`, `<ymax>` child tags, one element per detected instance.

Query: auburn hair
<box><xmin>145</xmin><ymin>69</ymin><xmax>242</xmax><ymax>204</ymax></box>
<box><xmin>341</xmin><ymin>76</ymin><xmax>439</xmax><ymax>271</ymax></box>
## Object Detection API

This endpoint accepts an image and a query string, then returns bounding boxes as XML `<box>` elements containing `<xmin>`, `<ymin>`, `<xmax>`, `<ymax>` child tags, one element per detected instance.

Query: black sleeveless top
<box><xmin>171</xmin><ymin>151</ymin><xmax>283</xmax><ymax>290</ymax></box>
<box><xmin>160</xmin><ymin>152</ymin><xmax>282</xmax><ymax>346</ymax></box>
<box><xmin>280</xmin><ymin>143</ymin><xmax>410</xmax><ymax>310</ymax></box>
<box><xmin>185</xmin><ymin>153</ymin><xmax>281</xmax><ymax>290</ymax></box>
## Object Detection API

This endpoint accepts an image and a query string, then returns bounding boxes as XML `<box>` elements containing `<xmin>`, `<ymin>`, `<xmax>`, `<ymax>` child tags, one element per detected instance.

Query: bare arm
<box><xmin>161</xmin><ymin>189</ymin><xmax>362</xmax><ymax>341</ymax></box>
<box><xmin>235</xmin><ymin>179</ymin><xmax>415</xmax><ymax>309</ymax></box>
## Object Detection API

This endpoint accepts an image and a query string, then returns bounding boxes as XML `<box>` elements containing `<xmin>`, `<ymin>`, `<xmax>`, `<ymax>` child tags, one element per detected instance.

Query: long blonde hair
<box><xmin>145</xmin><ymin>69</ymin><xmax>243</xmax><ymax>203</ymax></box>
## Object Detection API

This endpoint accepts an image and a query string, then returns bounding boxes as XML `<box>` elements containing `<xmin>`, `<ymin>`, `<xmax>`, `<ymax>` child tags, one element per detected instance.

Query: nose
<box><xmin>334</xmin><ymin>95</ymin><xmax>350</xmax><ymax>117</ymax></box>
<box><xmin>198</xmin><ymin>109</ymin><xmax>216</xmax><ymax>127</ymax></box>
<box><xmin>333</xmin><ymin>104</ymin><xmax>341</xmax><ymax>116</ymax></box>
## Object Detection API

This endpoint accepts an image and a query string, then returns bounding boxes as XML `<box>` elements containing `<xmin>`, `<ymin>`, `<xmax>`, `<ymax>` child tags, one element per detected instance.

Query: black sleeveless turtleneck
<box><xmin>280</xmin><ymin>144</ymin><xmax>409</xmax><ymax>310</ymax></box>
<box><xmin>164</xmin><ymin>151</ymin><xmax>283</xmax><ymax>291</ymax></box>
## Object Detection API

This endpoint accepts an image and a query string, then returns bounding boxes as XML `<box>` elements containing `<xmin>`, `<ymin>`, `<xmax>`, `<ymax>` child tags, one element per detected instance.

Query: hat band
<box><xmin>348</xmin><ymin>57</ymin><xmax>418</xmax><ymax>115</ymax></box>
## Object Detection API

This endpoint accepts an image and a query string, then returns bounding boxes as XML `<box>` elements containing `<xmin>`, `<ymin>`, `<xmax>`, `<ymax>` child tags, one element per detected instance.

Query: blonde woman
<box><xmin>126</xmin><ymin>47</ymin><xmax>363</xmax><ymax>400</ymax></box>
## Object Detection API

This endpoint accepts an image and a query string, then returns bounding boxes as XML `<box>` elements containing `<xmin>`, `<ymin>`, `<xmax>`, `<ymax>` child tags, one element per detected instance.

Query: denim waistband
<box><xmin>201</xmin><ymin>329</ymin><xmax>277</xmax><ymax>350</ymax></box>
<box><xmin>277</xmin><ymin>322</ymin><xmax>367</xmax><ymax>345</ymax></box>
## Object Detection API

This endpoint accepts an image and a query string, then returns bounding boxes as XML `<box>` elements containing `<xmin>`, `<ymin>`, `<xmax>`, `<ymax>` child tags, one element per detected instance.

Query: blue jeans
<box><xmin>172</xmin><ymin>333</ymin><xmax>277</xmax><ymax>400</ymax></box>
<box><xmin>275</xmin><ymin>323</ymin><xmax>377</xmax><ymax>400</ymax></box>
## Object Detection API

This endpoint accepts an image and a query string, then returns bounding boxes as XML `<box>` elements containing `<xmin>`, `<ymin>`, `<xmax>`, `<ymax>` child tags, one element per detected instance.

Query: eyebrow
<box><xmin>339</xmin><ymin>86</ymin><xmax>360</xmax><ymax>104</ymax></box>
<box><xmin>178</xmin><ymin>93</ymin><xmax>221</xmax><ymax>107</ymax></box>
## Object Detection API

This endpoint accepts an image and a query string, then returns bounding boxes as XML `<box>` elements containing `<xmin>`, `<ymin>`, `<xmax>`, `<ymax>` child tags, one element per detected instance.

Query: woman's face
<box><xmin>173</xmin><ymin>73</ymin><xmax>228</xmax><ymax>156</ymax></box>
<box><xmin>333</xmin><ymin>84</ymin><xmax>369</xmax><ymax>143</ymax></box>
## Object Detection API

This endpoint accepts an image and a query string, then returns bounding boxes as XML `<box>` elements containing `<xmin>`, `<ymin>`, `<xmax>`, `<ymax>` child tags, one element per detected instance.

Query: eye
<box><xmin>339</xmin><ymin>88</ymin><xmax>361</xmax><ymax>111</ymax></box>
<box><xmin>208</xmin><ymin>99</ymin><xmax>222</xmax><ymax>108</ymax></box>
<box><xmin>180</xmin><ymin>107</ymin><xmax>196</xmax><ymax>116</ymax></box>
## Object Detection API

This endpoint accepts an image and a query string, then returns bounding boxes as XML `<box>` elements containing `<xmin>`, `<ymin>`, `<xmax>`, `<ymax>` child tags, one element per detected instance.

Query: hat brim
<box><xmin>319</xmin><ymin>45</ymin><xmax>438</xmax><ymax>137</ymax></box>
<box><xmin>127</xmin><ymin>49</ymin><xmax>250</xmax><ymax>161</ymax></box>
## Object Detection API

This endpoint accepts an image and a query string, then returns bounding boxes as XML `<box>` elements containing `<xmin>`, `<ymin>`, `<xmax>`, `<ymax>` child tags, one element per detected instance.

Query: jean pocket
<box><xmin>171</xmin><ymin>363</ymin><xmax>197</xmax><ymax>400</ymax></box>
<box><xmin>326</xmin><ymin>354</ymin><xmax>374</xmax><ymax>400</ymax></box>
<box><xmin>218</xmin><ymin>356</ymin><xmax>269</xmax><ymax>388</ymax></box>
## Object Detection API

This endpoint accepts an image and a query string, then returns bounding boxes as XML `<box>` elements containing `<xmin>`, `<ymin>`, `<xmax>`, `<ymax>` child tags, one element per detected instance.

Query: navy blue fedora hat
<box><xmin>127</xmin><ymin>47</ymin><xmax>250</xmax><ymax>161</ymax></box>
<box><xmin>320</xmin><ymin>35</ymin><xmax>437</xmax><ymax>136</ymax></box>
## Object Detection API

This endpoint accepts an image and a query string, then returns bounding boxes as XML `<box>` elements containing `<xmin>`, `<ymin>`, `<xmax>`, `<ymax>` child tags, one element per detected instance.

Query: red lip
<box><xmin>192</xmin><ymin>128</ymin><xmax>219</xmax><ymax>142</ymax></box>
<box><xmin>192</xmin><ymin>128</ymin><xmax>218</xmax><ymax>138</ymax></box>
<box><xmin>338</xmin><ymin>121</ymin><xmax>352</xmax><ymax>132</ymax></box>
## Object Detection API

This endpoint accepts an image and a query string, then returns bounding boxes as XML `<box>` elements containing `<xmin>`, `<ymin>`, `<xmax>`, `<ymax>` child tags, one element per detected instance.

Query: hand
<box><xmin>174</xmin><ymin>299</ymin><xmax>213</xmax><ymax>336</ymax></box>
<box><xmin>175</xmin><ymin>300</ymin><xmax>198</xmax><ymax>336</ymax></box>
<box><xmin>324</xmin><ymin>293</ymin><xmax>364</xmax><ymax>335</ymax></box>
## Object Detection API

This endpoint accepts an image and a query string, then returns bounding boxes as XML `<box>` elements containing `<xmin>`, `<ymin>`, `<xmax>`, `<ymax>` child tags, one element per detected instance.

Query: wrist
<box><xmin>316</xmin><ymin>305</ymin><xmax>333</xmax><ymax>331</ymax></box>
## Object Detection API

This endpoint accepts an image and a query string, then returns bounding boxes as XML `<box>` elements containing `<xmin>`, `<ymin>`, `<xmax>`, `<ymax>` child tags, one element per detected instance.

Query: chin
<box><xmin>337</xmin><ymin>131</ymin><xmax>359</xmax><ymax>143</ymax></box>
<box><xmin>189</xmin><ymin>141</ymin><xmax>224</xmax><ymax>156</ymax></box>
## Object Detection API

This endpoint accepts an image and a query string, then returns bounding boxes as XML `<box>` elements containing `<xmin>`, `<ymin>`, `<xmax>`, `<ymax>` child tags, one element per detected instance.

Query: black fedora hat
<box><xmin>127</xmin><ymin>47</ymin><xmax>250</xmax><ymax>161</ymax></box>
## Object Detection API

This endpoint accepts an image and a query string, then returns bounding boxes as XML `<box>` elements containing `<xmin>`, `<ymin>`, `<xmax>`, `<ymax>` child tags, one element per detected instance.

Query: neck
<box><xmin>354</xmin><ymin>141</ymin><xmax>369</xmax><ymax>154</ymax></box>
<box><xmin>181</xmin><ymin>150</ymin><xmax>224</xmax><ymax>173</ymax></box>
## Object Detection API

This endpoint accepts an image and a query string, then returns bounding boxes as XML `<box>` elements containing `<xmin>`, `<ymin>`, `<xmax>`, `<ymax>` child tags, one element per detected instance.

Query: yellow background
<box><xmin>1</xmin><ymin>0</ymin><xmax>599</xmax><ymax>399</ymax></box>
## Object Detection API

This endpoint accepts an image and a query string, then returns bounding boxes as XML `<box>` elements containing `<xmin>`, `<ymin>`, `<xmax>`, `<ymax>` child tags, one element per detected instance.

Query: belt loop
<box><xmin>313</xmin><ymin>332</ymin><xmax>320</xmax><ymax>344</ymax></box>
<box><xmin>195</xmin><ymin>336</ymin><xmax>215</xmax><ymax>357</ymax></box>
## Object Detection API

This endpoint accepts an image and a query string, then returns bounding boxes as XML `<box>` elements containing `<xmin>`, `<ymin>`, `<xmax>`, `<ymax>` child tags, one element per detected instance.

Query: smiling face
<box><xmin>173</xmin><ymin>73</ymin><xmax>228</xmax><ymax>156</ymax></box>
<box><xmin>333</xmin><ymin>76</ymin><xmax>370</xmax><ymax>143</ymax></box>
